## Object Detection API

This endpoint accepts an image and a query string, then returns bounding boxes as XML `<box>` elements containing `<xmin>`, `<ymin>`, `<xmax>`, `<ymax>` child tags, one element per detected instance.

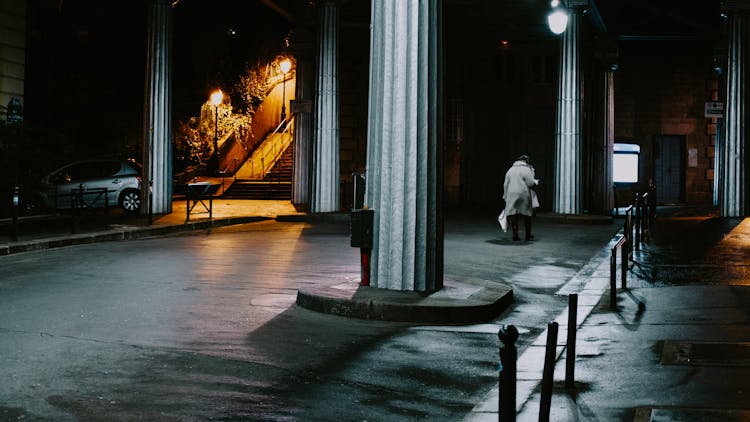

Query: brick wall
<box><xmin>614</xmin><ymin>42</ymin><xmax>715</xmax><ymax>204</ymax></box>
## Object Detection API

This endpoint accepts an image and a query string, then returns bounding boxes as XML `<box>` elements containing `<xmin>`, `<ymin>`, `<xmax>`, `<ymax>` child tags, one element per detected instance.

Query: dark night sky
<box><xmin>24</xmin><ymin>0</ymin><xmax>292</xmax><ymax>163</ymax></box>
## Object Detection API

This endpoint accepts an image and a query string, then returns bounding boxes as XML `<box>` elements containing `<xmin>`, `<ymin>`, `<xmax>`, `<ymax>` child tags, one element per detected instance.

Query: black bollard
<box><xmin>565</xmin><ymin>294</ymin><xmax>578</xmax><ymax>389</ymax></box>
<box><xmin>148</xmin><ymin>180</ymin><xmax>153</xmax><ymax>226</ymax></box>
<box><xmin>11</xmin><ymin>186</ymin><xmax>19</xmax><ymax>242</ymax></box>
<box><xmin>498</xmin><ymin>325</ymin><xmax>519</xmax><ymax>422</ymax></box>
<box><xmin>539</xmin><ymin>321</ymin><xmax>558</xmax><ymax>422</ymax></box>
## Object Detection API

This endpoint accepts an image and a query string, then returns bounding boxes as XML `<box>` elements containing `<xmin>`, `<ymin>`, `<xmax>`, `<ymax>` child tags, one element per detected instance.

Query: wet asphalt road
<box><xmin>0</xmin><ymin>213</ymin><xmax>620</xmax><ymax>421</ymax></box>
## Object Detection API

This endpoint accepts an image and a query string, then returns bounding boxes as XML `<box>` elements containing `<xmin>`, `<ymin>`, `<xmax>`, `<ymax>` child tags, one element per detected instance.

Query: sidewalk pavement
<box><xmin>0</xmin><ymin>199</ymin><xmax>604</xmax><ymax>327</ymax></box>
<box><xmin>467</xmin><ymin>206</ymin><xmax>750</xmax><ymax>421</ymax></box>
<box><xmin>3</xmin><ymin>200</ymin><xmax>747</xmax><ymax>420</ymax></box>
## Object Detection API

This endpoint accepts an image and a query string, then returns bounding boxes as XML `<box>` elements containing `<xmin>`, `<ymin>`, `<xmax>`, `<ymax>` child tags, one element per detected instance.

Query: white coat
<box><xmin>503</xmin><ymin>160</ymin><xmax>538</xmax><ymax>216</ymax></box>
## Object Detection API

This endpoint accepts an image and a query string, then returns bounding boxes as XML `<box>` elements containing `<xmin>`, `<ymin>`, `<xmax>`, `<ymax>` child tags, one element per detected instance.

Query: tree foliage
<box><xmin>173</xmin><ymin>60</ymin><xmax>272</xmax><ymax>179</ymax></box>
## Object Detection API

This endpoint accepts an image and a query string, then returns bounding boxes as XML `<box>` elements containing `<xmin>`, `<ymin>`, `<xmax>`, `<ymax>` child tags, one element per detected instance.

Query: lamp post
<box><xmin>279</xmin><ymin>59</ymin><xmax>291</xmax><ymax>125</ymax></box>
<box><xmin>210</xmin><ymin>89</ymin><xmax>223</xmax><ymax>176</ymax></box>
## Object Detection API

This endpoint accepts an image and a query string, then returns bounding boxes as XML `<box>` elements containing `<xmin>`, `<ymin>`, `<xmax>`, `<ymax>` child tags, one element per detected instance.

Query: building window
<box><xmin>613</xmin><ymin>143</ymin><xmax>640</xmax><ymax>183</ymax></box>
<box><xmin>445</xmin><ymin>99</ymin><xmax>463</xmax><ymax>150</ymax></box>
<box><xmin>532</xmin><ymin>55</ymin><xmax>554</xmax><ymax>84</ymax></box>
<box><xmin>495</xmin><ymin>53</ymin><xmax>515</xmax><ymax>83</ymax></box>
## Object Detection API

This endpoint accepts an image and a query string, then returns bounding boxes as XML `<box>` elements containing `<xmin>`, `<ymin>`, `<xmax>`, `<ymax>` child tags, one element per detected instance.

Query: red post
<box><xmin>360</xmin><ymin>248</ymin><xmax>371</xmax><ymax>286</ymax></box>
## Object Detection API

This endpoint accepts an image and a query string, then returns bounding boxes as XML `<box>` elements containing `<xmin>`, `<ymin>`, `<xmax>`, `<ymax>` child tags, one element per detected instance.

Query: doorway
<box><xmin>653</xmin><ymin>135</ymin><xmax>684</xmax><ymax>204</ymax></box>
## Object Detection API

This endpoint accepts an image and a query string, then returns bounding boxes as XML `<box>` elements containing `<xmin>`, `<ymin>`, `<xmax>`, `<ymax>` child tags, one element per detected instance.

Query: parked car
<box><xmin>37</xmin><ymin>159</ymin><xmax>142</xmax><ymax>213</ymax></box>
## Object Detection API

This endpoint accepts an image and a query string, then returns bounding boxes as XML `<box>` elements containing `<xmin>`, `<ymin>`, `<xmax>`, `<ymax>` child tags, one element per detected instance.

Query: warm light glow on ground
<box><xmin>704</xmin><ymin>218</ymin><xmax>750</xmax><ymax>286</ymax></box>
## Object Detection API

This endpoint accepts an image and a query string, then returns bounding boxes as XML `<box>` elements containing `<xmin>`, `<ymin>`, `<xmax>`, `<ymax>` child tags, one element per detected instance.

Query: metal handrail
<box><xmin>624</xmin><ymin>205</ymin><xmax>634</xmax><ymax>261</ymax></box>
<box><xmin>609</xmin><ymin>188</ymin><xmax>658</xmax><ymax>310</ymax></box>
<box><xmin>610</xmin><ymin>234</ymin><xmax>628</xmax><ymax>309</ymax></box>
<box><xmin>253</xmin><ymin>113</ymin><xmax>295</xmax><ymax>180</ymax></box>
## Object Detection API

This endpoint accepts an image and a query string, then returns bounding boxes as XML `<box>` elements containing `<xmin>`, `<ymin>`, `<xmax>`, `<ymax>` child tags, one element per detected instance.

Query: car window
<box><xmin>101</xmin><ymin>161</ymin><xmax>121</xmax><ymax>176</ymax></box>
<box><xmin>62</xmin><ymin>161</ymin><xmax>116</xmax><ymax>181</ymax></box>
<box><xmin>65</xmin><ymin>163</ymin><xmax>92</xmax><ymax>181</ymax></box>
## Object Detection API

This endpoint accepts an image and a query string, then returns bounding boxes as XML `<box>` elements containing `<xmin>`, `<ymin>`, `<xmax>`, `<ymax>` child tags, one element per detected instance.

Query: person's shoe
<box><xmin>525</xmin><ymin>235</ymin><xmax>535</xmax><ymax>241</ymax></box>
<box><xmin>513</xmin><ymin>236</ymin><xmax>521</xmax><ymax>241</ymax></box>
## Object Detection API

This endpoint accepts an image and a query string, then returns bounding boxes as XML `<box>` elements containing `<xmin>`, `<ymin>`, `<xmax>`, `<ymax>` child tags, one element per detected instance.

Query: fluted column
<box><xmin>591</xmin><ymin>70</ymin><xmax>614</xmax><ymax>214</ymax></box>
<box><xmin>291</xmin><ymin>12</ymin><xmax>315</xmax><ymax>209</ymax></box>
<box><xmin>142</xmin><ymin>0</ymin><xmax>173</xmax><ymax>214</ymax></box>
<box><xmin>366</xmin><ymin>0</ymin><xmax>443</xmax><ymax>292</ymax></box>
<box><xmin>310</xmin><ymin>1</ymin><xmax>339</xmax><ymax>213</ymax></box>
<box><xmin>720</xmin><ymin>6</ymin><xmax>748</xmax><ymax>217</ymax></box>
<box><xmin>553</xmin><ymin>5</ymin><xmax>583</xmax><ymax>215</ymax></box>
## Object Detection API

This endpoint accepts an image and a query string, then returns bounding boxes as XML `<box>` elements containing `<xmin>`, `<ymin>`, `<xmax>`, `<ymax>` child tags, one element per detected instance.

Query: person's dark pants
<box><xmin>508</xmin><ymin>214</ymin><xmax>533</xmax><ymax>241</ymax></box>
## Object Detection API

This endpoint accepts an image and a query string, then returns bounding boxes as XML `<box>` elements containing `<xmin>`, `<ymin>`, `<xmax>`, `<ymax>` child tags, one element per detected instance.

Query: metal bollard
<box><xmin>634</xmin><ymin>194</ymin><xmax>642</xmax><ymax>250</ymax></box>
<box><xmin>360</xmin><ymin>248</ymin><xmax>371</xmax><ymax>286</ymax></box>
<box><xmin>11</xmin><ymin>186</ymin><xmax>20</xmax><ymax>242</ymax></box>
<box><xmin>148</xmin><ymin>180</ymin><xmax>153</xmax><ymax>226</ymax></box>
<box><xmin>539</xmin><ymin>321</ymin><xmax>559</xmax><ymax>422</ymax></box>
<box><xmin>498</xmin><ymin>325</ymin><xmax>519</xmax><ymax>422</ymax></box>
<box><xmin>565</xmin><ymin>294</ymin><xmax>578</xmax><ymax>389</ymax></box>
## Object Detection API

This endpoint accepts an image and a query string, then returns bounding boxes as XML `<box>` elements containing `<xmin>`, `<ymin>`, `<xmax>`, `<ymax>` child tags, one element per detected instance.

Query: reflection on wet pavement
<box><xmin>625</xmin><ymin>205</ymin><xmax>750</xmax><ymax>286</ymax></box>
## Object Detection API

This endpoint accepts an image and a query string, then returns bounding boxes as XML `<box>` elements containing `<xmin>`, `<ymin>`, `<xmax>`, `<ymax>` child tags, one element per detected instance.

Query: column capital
<box><xmin>566</xmin><ymin>0</ymin><xmax>589</xmax><ymax>9</ymax></box>
<box><xmin>723</xmin><ymin>0</ymin><xmax>750</xmax><ymax>13</ymax></box>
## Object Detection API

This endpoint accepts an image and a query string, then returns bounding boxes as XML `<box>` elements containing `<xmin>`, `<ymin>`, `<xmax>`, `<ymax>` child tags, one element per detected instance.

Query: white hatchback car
<box><xmin>39</xmin><ymin>159</ymin><xmax>142</xmax><ymax>213</ymax></box>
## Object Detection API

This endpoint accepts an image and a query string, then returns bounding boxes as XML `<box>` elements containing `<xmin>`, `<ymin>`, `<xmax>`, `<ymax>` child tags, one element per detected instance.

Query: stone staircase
<box><xmin>223</xmin><ymin>144</ymin><xmax>292</xmax><ymax>200</ymax></box>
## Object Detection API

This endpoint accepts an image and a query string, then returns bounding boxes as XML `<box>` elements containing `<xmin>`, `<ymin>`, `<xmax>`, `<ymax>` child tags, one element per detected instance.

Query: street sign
<box><xmin>705</xmin><ymin>101</ymin><xmax>724</xmax><ymax>118</ymax></box>
<box><xmin>6</xmin><ymin>97</ymin><xmax>23</xmax><ymax>125</ymax></box>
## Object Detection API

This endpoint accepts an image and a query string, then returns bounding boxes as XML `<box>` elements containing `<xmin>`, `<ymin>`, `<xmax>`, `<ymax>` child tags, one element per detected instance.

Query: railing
<box><xmin>610</xmin><ymin>188</ymin><xmax>656</xmax><ymax>310</ymax></box>
<box><xmin>70</xmin><ymin>186</ymin><xmax>111</xmax><ymax>233</ymax></box>
<box><xmin>240</xmin><ymin>113</ymin><xmax>295</xmax><ymax>180</ymax></box>
<box><xmin>624</xmin><ymin>204</ymin><xmax>634</xmax><ymax>261</ymax></box>
<box><xmin>610</xmin><ymin>234</ymin><xmax>628</xmax><ymax>309</ymax></box>
<box><xmin>634</xmin><ymin>189</ymin><xmax>655</xmax><ymax>249</ymax></box>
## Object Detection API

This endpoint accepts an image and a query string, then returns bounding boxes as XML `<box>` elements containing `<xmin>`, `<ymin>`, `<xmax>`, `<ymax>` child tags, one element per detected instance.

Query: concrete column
<box><xmin>142</xmin><ymin>0</ymin><xmax>173</xmax><ymax>214</ymax></box>
<box><xmin>553</xmin><ymin>5</ymin><xmax>583</xmax><ymax>215</ymax></box>
<box><xmin>365</xmin><ymin>0</ymin><xmax>443</xmax><ymax>292</ymax></box>
<box><xmin>720</xmin><ymin>6</ymin><xmax>748</xmax><ymax>217</ymax></box>
<box><xmin>310</xmin><ymin>1</ymin><xmax>339</xmax><ymax>213</ymax></box>
<box><xmin>595</xmin><ymin>70</ymin><xmax>614</xmax><ymax>214</ymax></box>
<box><xmin>291</xmin><ymin>19</ymin><xmax>315</xmax><ymax>209</ymax></box>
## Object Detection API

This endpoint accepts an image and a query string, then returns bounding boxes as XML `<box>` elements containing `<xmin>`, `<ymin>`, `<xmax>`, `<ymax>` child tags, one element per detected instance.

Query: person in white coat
<box><xmin>503</xmin><ymin>155</ymin><xmax>539</xmax><ymax>241</ymax></box>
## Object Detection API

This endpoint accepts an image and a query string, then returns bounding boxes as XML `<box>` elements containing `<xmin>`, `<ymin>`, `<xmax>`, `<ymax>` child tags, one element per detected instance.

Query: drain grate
<box><xmin>634</xmin><ymin>407</ymin><xmax>750</xmax><ymax>421</ymax></box>
<box><xmin>661</xmin><ymin>341</ymin><xmax>750</xmax><ymax>366</ymax></box>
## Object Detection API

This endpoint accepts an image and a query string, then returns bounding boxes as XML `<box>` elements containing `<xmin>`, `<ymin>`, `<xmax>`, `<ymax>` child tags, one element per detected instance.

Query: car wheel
<box><xmin>120</xmin><ymin>189</ymin><xmax>141</xmax><ymax>213</ymax></box>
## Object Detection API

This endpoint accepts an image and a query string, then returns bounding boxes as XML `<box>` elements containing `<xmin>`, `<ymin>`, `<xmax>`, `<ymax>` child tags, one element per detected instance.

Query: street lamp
<box><xmin>547</xmin><ymin>0</ymin><xmax>568</xmax><ymax>35</ymax></box>
<box><xmin>210</xmin><ymin>89</ymin><xmax>224</xmax><ymax>176</ymax></box>
<box><xmin>279</xmin><ymin>59</ymin><xmax>291</xmax><ymax>124</ymax></box>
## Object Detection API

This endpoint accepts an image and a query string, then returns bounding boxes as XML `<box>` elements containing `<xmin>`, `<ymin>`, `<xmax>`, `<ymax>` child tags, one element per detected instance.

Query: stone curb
<box><xmin>0</xmin><ymin>216</ymin><xmax>269</xmax><ymax>256</ymax></box>
<box><xmin>296</xmin><ymin>283</ymin><xmax>514</xmax><ymax>324</ymax></box>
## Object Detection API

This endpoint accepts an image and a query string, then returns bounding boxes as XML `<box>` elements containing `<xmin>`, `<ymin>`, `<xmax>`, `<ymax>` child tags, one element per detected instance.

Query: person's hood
<box><xmin>512</xmin><ymin>160</ymin><xmax>530</xmax><ymax>167</ymax></box>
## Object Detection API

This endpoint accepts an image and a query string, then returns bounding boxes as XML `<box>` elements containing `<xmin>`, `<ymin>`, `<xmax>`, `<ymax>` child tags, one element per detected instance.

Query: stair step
<box><xmin>223</xmin><ymin>181</ymin><xmax>291</xmax><ymax>200</ymax></box>
<box><xmin>225</xmin><ymin>133</ymin><xmax>294</xmax><ymax>200</ymax></box>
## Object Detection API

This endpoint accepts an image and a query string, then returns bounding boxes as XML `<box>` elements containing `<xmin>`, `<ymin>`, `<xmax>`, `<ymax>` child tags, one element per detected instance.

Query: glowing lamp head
<box><xmin>548</xmin><ymin>9</ymin><xmax>569</xmax><ymax>34</ymax></box>
<box><xmin>279</xmin><ymin>59</ymin><xmax>292</xmax><ymax>74</ymax></box>
<box><xmin>210</xmin><ymin>89</ymin><xmax>223</xmax><ymax>106</ymax></box>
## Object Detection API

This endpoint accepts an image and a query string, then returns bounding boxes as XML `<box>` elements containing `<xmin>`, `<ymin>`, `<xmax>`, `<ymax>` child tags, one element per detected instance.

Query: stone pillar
<box><xmin>366</xmin><ymin>0</ymin><xmax>443</xmax><ymax>292</ymax></box>
<box><xmin>142</xmin><ymin>0</ymin><xmax>173</xmax><ymax>214</ymax></box>
<box><xmin>590</xmin><ymin>69</ymin><xmax>615</xmax><ymax>214</ymax></box>
<box><xmin>310</xmin><ymin>1</ymin><xmax>339</xmax><ymax>213</ymax></box>
<box><xmin>291</xmin><ymin>10</ymin><xmax>316</xmax><ymax>209</ymax></box>
<box><xmin>720</xmin><ymin>4</ymin><xmax>749</xmax><ymax>217</ymax></box>
<box><xmin>553</xmin><ymin>4</ymin><xmax>584</xmax><ymax>215</ymax></box>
